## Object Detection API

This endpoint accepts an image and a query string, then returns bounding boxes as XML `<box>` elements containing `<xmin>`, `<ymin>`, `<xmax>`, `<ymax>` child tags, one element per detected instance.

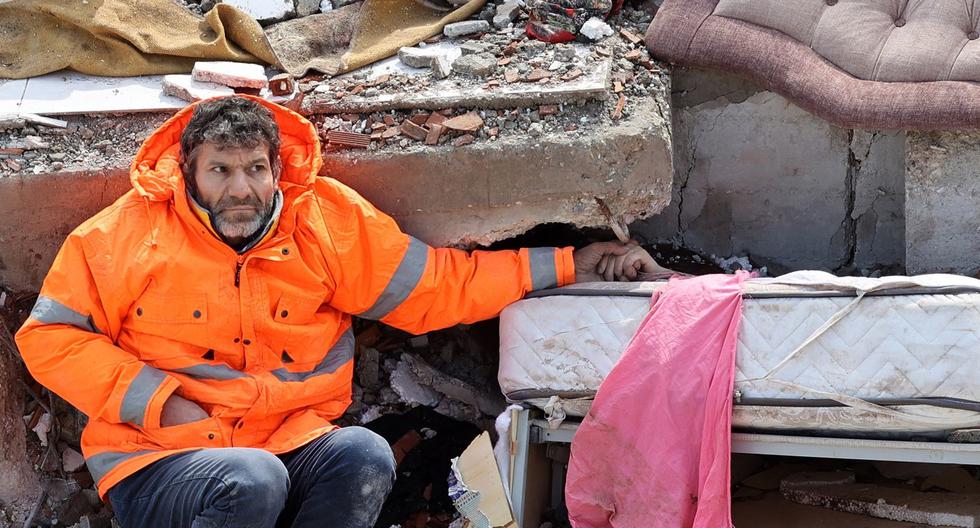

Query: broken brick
<box><xmin>269</xmin><ymin>73</ymin><xmax>295</xmax><ymax>96</ymax></box>
<box><xmin>424</xmin><ymin>124</ymin><xmax>444</xmax><ymax>145</ymax></box>
<box><xmin>340</xmin><ymin>113</ymin><xmax>360</xmax><ymax>122</ymax></box>
<box><xmin>400</xmin><ymin>120</ymin><xmax>428</xmax><ymax>141</ymax></box>
<box><xmin>624</xmin><ymin>49</ymin><xmax>643</xmax><ymax>62</ymax></box>
<box><xmin>612</xmin><ymin>94</ymin><xmax>626</xmax><ymax>120</ymax></box>
<box><xmin>326</xmin><ymin>130</ymin><xmax>371</xmax><ymax>149</ymax></box>
<box><xmin>442</xmin><ymin>112</ymin><xmax>484</xmax><ymax>133</ymax></box>
<box><xmin>538</xmin><ymin>104</ymin><xmax>559</xmax><ymax>116</ymax></box>
<box><xmin>525</xmin><ymin>69</ymin><xmax>551</xmax><ymax>82</ymax></box>
<box><xmin>452</xmin><ymin>134</ymin><xmax>476</xmax><ymax>147</ymax></box>
<box><xmin>504</xmin><ymin>69</ymin><xmax>520</xmax><ymax>84</ymax></box>
<box><xmin>425</xmin><ymin>113</ymin><xmax>447</xmax><ymax>127</ymax></box>
<box><xmin>595</xmin><ymin>46</ymin><xmax>612</xmax><ymax>57</ymax></box>
<box><xmin>381</xmin><ymin>127</ymin><xmax>402</xmax><ymax>139</ymax></box>
<box><xmin>620</xmin><ymin>29</ymin><xmax>643</xmax><ymax>45</ymax></box>
<box><xmin>562</xmin><ymin>68</ymin><xmax>583</xmax><ymax>81</ymax></box>
<box><xmin>383</xmin><ymin>115</ymin><xmax>397</xmax><ymax>126</ymax></box>
<box><xmin>409</xmin><ymin>113</ymin><xmax>430</xmax><ymax>126</ymax></box>
<box><xmin>488</xmin><ymin>127</ymin><xmax>499</xmax><ymax>137</ymax></box>
<box><xmin>613</xmin><ymin>80</ymin><xmax>624</xmax><ymax>93</ymax></box>
<box><xmin>191</xmin><ymin>61</ymin><xmax>267</xmax><ymax>89</ymax></box>
<box><xmin>497</xmin><ymin>56</ymin><xmax>513</xmax><ymax>66</ymax></box>
<box><xmin>0</xmin><ymin>147</ymin><xmax>25</xmax><ymax>156</ymax></box>
<box><xmin>371</xmin><ymin>122</ymin><xmax>386</xmax><ymax>132</ymax></box>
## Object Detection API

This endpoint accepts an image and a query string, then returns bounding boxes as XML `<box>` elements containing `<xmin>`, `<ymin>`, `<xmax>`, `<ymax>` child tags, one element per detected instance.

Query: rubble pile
<box><xmin>1</xmin><ymin>292</ymin><xmax>107</xmax><ymax>528</ymax></box>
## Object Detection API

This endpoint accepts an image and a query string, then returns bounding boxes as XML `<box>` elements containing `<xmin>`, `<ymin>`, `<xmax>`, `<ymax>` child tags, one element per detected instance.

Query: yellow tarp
<box><xmin>0</xmin><ymin>0</ymin><xmax>278</xmax><ymax>79</ymax></box>
<box><xmin>266</xmin><ymin>0</ymin><xmax>487</xmax><ymax>77</ymax></box>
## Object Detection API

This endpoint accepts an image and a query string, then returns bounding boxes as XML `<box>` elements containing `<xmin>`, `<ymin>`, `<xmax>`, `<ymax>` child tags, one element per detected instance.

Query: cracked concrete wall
<box><xmin>906</xmin><ymin>132</ymin><xmax>980</xmax><ymax>276</ymax></box>
<box><xmin>633</xmin><ymin>69</ymin><xmax>905</xmax><ymax>275</ymax></box>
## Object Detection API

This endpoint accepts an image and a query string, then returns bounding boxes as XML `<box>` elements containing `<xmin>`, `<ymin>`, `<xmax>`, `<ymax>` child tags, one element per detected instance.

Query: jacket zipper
<box><xmin>234</xmin><ymin>256</ymin><xmax>245</xmax><ymax>287</ymax></box>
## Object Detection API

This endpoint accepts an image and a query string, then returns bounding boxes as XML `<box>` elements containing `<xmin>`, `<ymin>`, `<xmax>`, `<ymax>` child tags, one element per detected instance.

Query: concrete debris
<box><xmin>493</xmin><ymin>1</ymin><xmax>521</xmax><ymax>29</ymax></box>
<box><xmin>162</xmin><ymin>74</ymin><xmax>235</xmax><ymax>102</ymax></box>
<box><xmin>432</xmin><ymin>54</ymin><xmax>454</xmax><ymax>79</ymax></box>
<box><xmin>443</xmin><ymin>19</ymin><xmax>490</xmax><ymax>38</ymax></box>
<box><xmin>31</xmin><ymin>412</ymin><xmax>52</xmax><ymax>446</ymax></box>
<box><xmin>579</xmin><ymin>17</ymin><xmax>614</xmax><ymax>41</ymax></box>
<box><xmin>390</xmin><ymin>359</ymin><xmax>442</xmax><ymax>407</ymax></box>
<box><xmin>459</xmin><ymin>41</ymin><xmax>491</xmax><ymax>56</ymax></box>
<box><xmin>319</xmin><ymin>0</ymin><xmax>334</xmax><ymax>11</ymax></box>
<box><xmin>398</xmin><ymin>46</ymin><xmax>448</xmax><ymax>69</ymax></box>
<box><xmin>191</xmin><ymin>61</ymin><xmax>268</xmax><ymax>89</ymax></box>
<box><xmin>781</xmin><ymin>471</ymin><xmax>980</xmax><ymax>528</ymax></box>
<box><xmin>221</xmin><ymin>0</ymin><xmax>295</xmax><ymax>23</ymax></box>
<box><xmin>296</xmin><ymin>0</ymin><xmax>321</xmax><ymax>17</ymax></box>
<box><xmin>62</xmin><ymin>447</ymin><xmax>86</xmax><ymax>473</ymax></box>
<box><xmin>452</xmin><ymin>52</ymin><xmax>497</xmax><ymax>77</ymax></box>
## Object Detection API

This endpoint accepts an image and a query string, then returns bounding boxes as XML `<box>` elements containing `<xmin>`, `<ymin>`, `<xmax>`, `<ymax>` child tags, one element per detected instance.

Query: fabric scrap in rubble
<box><xmin>565</xmin><ymin>272</ymin><xmax>748</xmax><ymax>528</ymax></box>
<box><xmin>525</xmin><ymin>0</ymin><xmax>624</xmax><ymax>43</ymax></box>
<box><xmin>264</xmin><ymin>0</ymin><xmax>486</xmax><ymax>77</ymax></box>
<box><xmin>0</xmin><ymin>0</ymin><xmax>278</xmax><ymax>79</ymax></box>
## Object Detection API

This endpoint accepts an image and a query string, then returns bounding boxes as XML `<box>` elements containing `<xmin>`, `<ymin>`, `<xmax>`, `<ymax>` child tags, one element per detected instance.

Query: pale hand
<box><xmin>160</xmin><ymin>394</ymin><xmax>209</xmax><ymax>427</ymax></box>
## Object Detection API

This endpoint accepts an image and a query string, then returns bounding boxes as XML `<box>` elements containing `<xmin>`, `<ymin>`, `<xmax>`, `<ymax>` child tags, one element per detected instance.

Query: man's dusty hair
<box><xmin>179</xmin><ymin>97</ymin><xmax>282</xmax><ymax>189</ymax></box>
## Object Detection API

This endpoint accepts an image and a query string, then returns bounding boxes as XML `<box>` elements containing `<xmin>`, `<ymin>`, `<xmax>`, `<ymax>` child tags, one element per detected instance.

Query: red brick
<box><xmin>525</xmin><ymin>69</ymin><xmax>551</xmax><ymax>82</ymax></box>
<box><xmin>425</xmin><ymin>113</ymin><xmax>447</xmax><ymax>127</ymax></box>
<box><xmin>424</xmin><ymin>124</ymin><xmax>444</xmax><ymax>145</ymax></box>
<box><xmin>538</xmin><ymin>104</ymin><xmax>559</xmax><ymax>116</ymax></box>
<box><xmin>442</xmin><ymin>112</ymin><xmax>484</xmax><ymax>133</ymax></box>
<box><xmin>400</xmin><ymin>120</ymin><xmax>428</xmax><ymax>141</ymax></box>
<box><xmin>409</xmin><ymin>113</ymin><xmax>430</xmax><ymax>126</ymax></box>
<box><xmin>269</xmin><ymin>73</ymin><xmax>295</xmax><ymax>96</ymax></box>
<box><xmin>452</xmin><ymin>134</ymin><xmax>476</xmax><ymax>147</ymax></box>
<box><xmin>327</xmin><ymin>130</ymin><xmax>371</xmax><ymax>149</ymax></box>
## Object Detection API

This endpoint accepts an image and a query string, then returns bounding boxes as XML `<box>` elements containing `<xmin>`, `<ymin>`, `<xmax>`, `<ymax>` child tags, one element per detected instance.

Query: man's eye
<box><xmin>212</xmin><ymin>166</ymin><xmax>225</xmax><ymax>173</ymax></box>
<box><xmin>251</xmin><ymin>165</ymin><xmax>266</xmax><ymax>172</ymax></box>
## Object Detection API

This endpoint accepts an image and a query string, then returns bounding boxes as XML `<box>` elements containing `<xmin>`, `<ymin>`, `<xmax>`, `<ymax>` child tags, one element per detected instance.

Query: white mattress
<box><xmin>498</xmin><ymin>272</ymin><xmax>980</xmax><ymax>433</ymax></box>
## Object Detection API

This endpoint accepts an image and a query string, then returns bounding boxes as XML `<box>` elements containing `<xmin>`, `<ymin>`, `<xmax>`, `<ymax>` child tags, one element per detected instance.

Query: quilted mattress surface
<box><xmin>498</xmin><ymin>272</ymin><xmax>980</xmax><ymax>405</ymax></box>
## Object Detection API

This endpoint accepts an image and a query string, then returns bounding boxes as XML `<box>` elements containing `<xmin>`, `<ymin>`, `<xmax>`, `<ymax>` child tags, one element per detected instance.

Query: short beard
<box><xmin>194</xmin><ymin>189</ymin><xmax>277</xmax><ymax>249</ymax></box>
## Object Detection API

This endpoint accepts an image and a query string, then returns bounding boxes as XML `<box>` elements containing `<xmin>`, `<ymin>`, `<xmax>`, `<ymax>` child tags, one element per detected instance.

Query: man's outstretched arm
<box><xmin>15</xmin><ymin>234</ymin><xmax>181</xmax><ymax>429</ymax></box>
<box><xmin>319</xmin><ymin>180</ymin><xmax>655</xmax><ymax>335</ymax></box>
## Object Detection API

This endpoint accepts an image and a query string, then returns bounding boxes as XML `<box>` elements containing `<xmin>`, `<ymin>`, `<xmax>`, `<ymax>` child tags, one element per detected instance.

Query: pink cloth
<box><xmin>565</xmin><ymin>273</ymin><xmax>748</xmax><ymax>528</ymax></box>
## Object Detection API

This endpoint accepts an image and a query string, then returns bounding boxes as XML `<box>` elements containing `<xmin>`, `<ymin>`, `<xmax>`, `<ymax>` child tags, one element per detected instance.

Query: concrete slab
<box><xmin>0</xmin><ymin>79</ymin><xmax>27</xmax><ymax>114</ymax></box>
<box><xmin>906</xmin><ymin>131</ymin><xmax>980</xmax><ymax>276</ymax></box>
<box><xmin>303</xmin><ymin>42</ymin><xmax>610</xmax><ymax>113</ymax></box>
<box><xmin>18</xmin><ymin>72</ymin><xmax>186</xmax><ymax>115</ymax></box>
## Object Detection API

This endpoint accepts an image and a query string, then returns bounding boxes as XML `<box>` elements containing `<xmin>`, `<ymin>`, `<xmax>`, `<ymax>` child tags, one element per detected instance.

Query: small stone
<box><xmin>443</xmin><ymin>20</ymin><xmax>490</xmax><ymax>38</ymax></box>
<box><xmin>319</xmin><ymin>0</ymin><xmax>333</xmax><ymax>11</ymax></box>
<box><xmin>528</xmin><ymin>123</ymin><xmax>543</xmax><ymax>136</ymax></box>
<box><xmin>554</xmin><ymin>45</ymin><xmax>576</xmax><ymax>62</ymax></box>
<box><xmin>525</xmin><ymin>68</ymin><xmax>551</xmax><ymax>82</ymax></box>
<box><xmin>296</xmin><ymin>0</ymin><xmax>320</xmax><ymax>16</ymax></box>
<box><xmin>51</xmin><ymin>161</ymin><xmax>64</xmax><ymax>171</ymax></box>
<box><xmin>452</xmin><ymin>134</ymin><xmax>476</xmax><ymax>147</ymax></box>
<box><xmin>431</xmin><ymin>55</ymin><xmax>453</xmax><ymax>79</ymax></box>
<box><xmin>459</xmin><ymin>42</ymin><xmax>490</xmax><ymax>56</ymax></box>
<box><xmin>504</xmin><ymin>68</ymin><xmax>520</xmax><ymax>83</ymax></box>
<box><xmin>62</xmin><ymin>446</ymin><xmax>85</xmax><ymax>473</ymax></box>
<box><xmin>453</xmin><ymin>53</ymin><xmax>497</xmax><ymax>77</ymax></box>
<box><xmin>493</xmin><ymin>0</ymin><xmax>521</xmax><ymax>29</ymax></box>
<box><xmin>580</xmin><ymin>17</ymin><xmax>614</xmax><ymax>41</ymax></box>
<box><xmin>192</xmin><ymin>61</ymin><xmax>267</xmax><ymax>89</ymax></box>
<box><xmin>397</xmin><ymin>46</ymin><xmax>446</xmax><ymax>69</ymax></box>
<box><xmin>24</xmin><ymin>136</ymin><xmax>49</xmax><ymax>150</ymax></box>
<box><xmin>442</xmin><ymin>112</ymin><xmax>484</xmax><ymax>133</ymax></box>
<box><xmin>49</xmin><ymin>152</ymin><xmax>67</xmax><ymax>161</ymax></box>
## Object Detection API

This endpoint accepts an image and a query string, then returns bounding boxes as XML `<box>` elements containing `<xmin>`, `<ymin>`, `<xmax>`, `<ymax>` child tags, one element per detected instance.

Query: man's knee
<box><xmin>331</xmin><ymin>427</ymin><xmax>396</xmax><ymax>478</ymax></box>
<box><xmin>213</xmin><ymin>448</ymin><xmax>289</xmax><ymax>514</ymax></box>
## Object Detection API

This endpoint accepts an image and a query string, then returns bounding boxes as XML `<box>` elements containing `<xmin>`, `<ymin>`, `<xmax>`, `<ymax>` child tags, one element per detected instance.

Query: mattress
<box><xmin>498</xmin><ymin>271</ymin><xmax>980</xmax><ymax>434</ymax></box>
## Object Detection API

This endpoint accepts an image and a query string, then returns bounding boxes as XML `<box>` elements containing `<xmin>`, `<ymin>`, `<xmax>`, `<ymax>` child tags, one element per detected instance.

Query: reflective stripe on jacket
<box><xmin>15</xmin><ymin>96</ymin><xmax>576</xmax><ymax>497</ymax></box>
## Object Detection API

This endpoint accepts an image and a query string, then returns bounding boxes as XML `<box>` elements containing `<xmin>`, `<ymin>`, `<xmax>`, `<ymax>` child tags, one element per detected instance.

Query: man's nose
<box><xmin>226</xmin><ymin>169</ymin><xmax>251</xmax><ymax>199</ymax></box>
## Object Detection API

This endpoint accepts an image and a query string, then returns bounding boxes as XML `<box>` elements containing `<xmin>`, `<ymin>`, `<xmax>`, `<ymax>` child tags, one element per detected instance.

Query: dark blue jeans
<box><xmin>107</xmin><ymin>427</ymin><xmax>396</xmax><ymax>528</ymax></box>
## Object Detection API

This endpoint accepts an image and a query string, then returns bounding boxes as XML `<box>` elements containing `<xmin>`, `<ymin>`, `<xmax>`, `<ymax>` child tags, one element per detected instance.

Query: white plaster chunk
<box><xmin>222</xmin><ymin>0</ymin><xmax>294</xmax><ymax>22</ymax></box>
<box><xmin>162</xmin><ymin>74</ymin><xmax>235</xmax><ymax>102</ymax></box>
<box><xmin>192</xmin><ymin>61</ymin><xmax>268</xmax><ymax>89</ymax></box>
<box><xmin>579</xmin><ymin>17</ymin><xmax>614</xmax><ymax>41</ymax></box>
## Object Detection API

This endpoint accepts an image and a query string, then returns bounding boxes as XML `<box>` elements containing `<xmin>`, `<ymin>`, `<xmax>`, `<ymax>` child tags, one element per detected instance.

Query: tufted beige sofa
<box><xmin>646</xmin><ymin>0</ymin><xmax>980</xmax><ymax>129</ymax></box>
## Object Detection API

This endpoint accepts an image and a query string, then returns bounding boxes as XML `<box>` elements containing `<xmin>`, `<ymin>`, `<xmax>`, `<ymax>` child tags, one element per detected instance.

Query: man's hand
<box><xmin>160</xmin><ymin>394</ymin><xmax>209</xmax><ymax>427</ymax></box>
<box><xmin>574</xmin><ymin>241</ymin><xmax>675</xmax><ymax>283</ymax></box>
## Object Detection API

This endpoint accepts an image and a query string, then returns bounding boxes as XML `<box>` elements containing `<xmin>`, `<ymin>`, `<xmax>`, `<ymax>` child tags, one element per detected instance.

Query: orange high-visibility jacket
<box><xmin>15</xmin><ymin>97</ymin><xmax>576</xmax><ymax>497</ymax></box>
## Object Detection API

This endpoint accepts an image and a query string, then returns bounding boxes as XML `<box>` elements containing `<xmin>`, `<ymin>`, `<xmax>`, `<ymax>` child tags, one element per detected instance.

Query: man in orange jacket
<box><xmin>16</xmin><ymin>96</ymin><xmax>663</xmax><ymax>528</ymax></box>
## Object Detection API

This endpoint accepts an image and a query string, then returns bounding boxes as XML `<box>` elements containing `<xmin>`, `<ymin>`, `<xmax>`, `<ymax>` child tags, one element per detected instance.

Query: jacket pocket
<box><xmin>127</xmin><ymin>291</ymin><xmax>210</xmax><ymax>363</ymax></box>
<box><xmin>138</xmin><ymin>416</ymin><xmax>220</xmax><ymax>450</ymax></box>
<box><xmin>273</xmin><ymin>293</ymin><xmax>323</xmax><ymax>325</ymax></box>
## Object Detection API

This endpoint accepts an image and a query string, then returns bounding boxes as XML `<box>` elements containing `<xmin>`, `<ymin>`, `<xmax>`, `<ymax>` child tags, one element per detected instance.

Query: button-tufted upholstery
<box><xmin>646</xmin><ymin>0</ymin><xmax>980</xmax><ymax>129</ymax></box>
<box><xmin>715</xmin><ymin>0</ymin><xmax>980</xmax><ymax>82</ymax></box>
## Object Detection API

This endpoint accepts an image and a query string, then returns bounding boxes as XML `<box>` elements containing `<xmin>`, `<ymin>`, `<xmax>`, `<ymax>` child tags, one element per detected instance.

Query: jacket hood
<box><xmin>130</xmin><ymin>95</ymin><xmax>322</xmax><ymax>201</ymax></box>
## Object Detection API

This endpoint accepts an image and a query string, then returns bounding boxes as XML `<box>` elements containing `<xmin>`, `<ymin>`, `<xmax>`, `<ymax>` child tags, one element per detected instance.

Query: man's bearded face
<box><xmin>190</xmin><ymin>142</ymin><xmax>278</xmax><ymax>246</ymax></box>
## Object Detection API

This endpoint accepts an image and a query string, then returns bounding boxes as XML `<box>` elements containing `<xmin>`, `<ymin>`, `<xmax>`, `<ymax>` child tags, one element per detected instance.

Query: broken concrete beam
<box><xmin>222</xmin><ymin>0</ymin><xmax>295</xmax><ymax>23</ymax></box>
<box><xmin>162</xmin><ymin>74</ymin><xmax>235</xmax><ymax>102</ymax></box>
<box><xmin>192</xmin><ymin>61</ymin><xmax>268</xmax><ymax>89</ymax></box>
<box><xmin>397</xmin><ymin>46</ymin><xmax>446</xmax><ymax>69</ymax></box>
<box><xmin>303</xmin><ymin>59</ymin><xmax>611</xmax><ymax>113</ymax></box>
<box><xmin>443</xmin><ymin>20</ymin><xmax>490</xmax><ymax>38</ymax></box>
<box><xmin>781</xmin><ymin>471</ymin><xmax>980</xmax><ymax>528</ymax></box>
<box><xmin>452</xmin><ymin>53</ymin><xmax>497</xmax><ymax>78</ymax></box>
